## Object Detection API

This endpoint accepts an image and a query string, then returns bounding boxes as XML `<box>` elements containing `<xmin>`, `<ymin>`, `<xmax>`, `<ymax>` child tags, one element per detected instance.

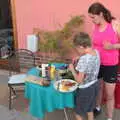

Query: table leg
<box><xmin>64</xmin><ymin>108</ymin><xmax>69</xmax><ymax>120</ymax></box>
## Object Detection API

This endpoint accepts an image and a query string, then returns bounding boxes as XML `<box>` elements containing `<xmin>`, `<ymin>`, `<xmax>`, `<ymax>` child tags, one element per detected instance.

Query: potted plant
<box><xmin>33</xmin><ymin>15</ymin><xmax>85</xmax><ymax>63</ymax></box>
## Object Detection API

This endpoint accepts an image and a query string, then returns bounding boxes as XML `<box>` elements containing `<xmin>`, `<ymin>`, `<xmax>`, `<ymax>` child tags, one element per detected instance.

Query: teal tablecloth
<box><xmin>25</xmin><ymin>66</ymin><xmax>75</xmax><ymax>119</ymax></box>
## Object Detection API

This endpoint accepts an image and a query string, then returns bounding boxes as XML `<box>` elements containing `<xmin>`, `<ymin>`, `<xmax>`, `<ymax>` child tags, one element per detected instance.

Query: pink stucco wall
<box><xmin>15</xmin><ymin>0</ymin><xmax>120</xmax><ymax>48</ymax></box>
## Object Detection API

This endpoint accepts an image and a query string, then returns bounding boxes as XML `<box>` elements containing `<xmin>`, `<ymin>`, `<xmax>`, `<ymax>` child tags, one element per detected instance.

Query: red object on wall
<box><xmin>115</xmin><ymin>51</ymin><xmax>120</xmax><ymax>109</ymax></box>
<box><xmin>115</xmin><ymin>72</ymin><xmax>120</xmax><ymax>109</ymax></box>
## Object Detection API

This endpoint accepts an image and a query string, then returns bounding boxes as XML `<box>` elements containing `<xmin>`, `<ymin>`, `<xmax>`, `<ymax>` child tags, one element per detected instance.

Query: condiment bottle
<box><xmin>50</xmin><ymin>65</ymin><xmax>55</xmax><ymax>80</ymax></box>
<box><xmin>41</xmin><ymin>64</ymin><xmax>49</xmax><ymax>77</ymax></box>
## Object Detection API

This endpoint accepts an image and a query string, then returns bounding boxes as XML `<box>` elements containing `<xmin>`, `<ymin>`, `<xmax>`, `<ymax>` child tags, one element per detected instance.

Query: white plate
<box><xmin>54</xmin><ymin>79</ymin><xmax>78</xmax><ymax>93</ymax></box>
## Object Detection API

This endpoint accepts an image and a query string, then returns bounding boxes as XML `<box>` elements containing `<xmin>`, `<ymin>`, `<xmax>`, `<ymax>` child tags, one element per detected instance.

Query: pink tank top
<box><xmin>92</xmin><ymin>23</ymin><xmax>119</xmax><ymax>65</ymax></box>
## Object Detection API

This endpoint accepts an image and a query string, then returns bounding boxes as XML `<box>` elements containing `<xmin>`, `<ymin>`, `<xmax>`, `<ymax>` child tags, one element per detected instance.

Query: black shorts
<box><xmin>75</xmin><ymin>81</ymin><xmax>99</xmax><ymax>116</ymax></box>
<box><xmin>98</xmin><ymin>65</ymin><xmax>118</xmax><ymax>83</ymax></box>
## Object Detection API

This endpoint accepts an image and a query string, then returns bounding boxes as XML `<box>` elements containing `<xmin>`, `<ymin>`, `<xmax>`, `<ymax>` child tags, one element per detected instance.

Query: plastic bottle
<box><xmin>50</xmin><ymin>65</ymin><xmax>55</xmax><ymax>80</ymax></box>
<box><xmin>41</xmin><ymin>64</ymin><xmax>49</xmax><ymax>77</ymax></box>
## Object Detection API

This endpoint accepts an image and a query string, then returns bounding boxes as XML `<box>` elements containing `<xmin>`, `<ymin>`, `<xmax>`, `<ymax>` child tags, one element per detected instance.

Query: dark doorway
<box><xmin>0</xmin><ymin>0</ymin><xmax>14</xmax><ymax>69</ymax></box>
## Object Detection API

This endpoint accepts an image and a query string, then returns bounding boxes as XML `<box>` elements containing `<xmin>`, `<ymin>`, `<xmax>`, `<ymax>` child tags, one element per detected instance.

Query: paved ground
<box><xmin>0</xmin><ymin>74</ymin><xmax>120</xmax><ymax>120</ymax></box>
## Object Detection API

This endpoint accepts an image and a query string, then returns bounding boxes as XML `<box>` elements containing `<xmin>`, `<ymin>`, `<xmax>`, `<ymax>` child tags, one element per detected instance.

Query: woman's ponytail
<box><xmin>88</xmin><ymin>2</ymin><xmax>115</xmax><ymax>23</ymax></box>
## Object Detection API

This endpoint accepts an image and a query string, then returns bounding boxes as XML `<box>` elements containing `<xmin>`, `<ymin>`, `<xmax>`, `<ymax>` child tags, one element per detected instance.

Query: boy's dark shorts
<box><xmin>75</xmin><ymin>81</ymin><xmax>99</xmax><ymax>116</ymax></box>
<box><xmin>98</xmin><ymin>65</ymin><xmax>118</xmax><ymax>83</ymax></box>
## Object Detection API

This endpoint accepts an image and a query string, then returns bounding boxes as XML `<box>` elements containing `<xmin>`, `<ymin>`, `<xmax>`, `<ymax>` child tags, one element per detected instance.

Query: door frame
<box><xmin>10</xmin><ymin>0</ymin><xmax>18</xmax><ymax>49</ymax></box>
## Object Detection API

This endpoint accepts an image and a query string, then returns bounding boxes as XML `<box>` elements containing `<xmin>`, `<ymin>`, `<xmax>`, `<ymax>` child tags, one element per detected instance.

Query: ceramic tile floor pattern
<box><xmin>0</xmin><ymin>74</ymin><xmax>120</xmax><ymax>120</ymax></box>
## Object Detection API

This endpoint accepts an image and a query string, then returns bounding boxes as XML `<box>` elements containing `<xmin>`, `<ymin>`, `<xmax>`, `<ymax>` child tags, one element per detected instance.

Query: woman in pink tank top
<box><xmin>88</xmin><ymin>2</ymin><xmax>120</xmax><ymax>120</ymax></box>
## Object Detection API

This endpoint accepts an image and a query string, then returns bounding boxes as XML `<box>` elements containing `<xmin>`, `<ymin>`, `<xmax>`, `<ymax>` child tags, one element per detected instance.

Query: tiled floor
<box><xmin>0</xmin><ymin>74</ymin><xmax>120</xmax><ymax>120</ymax></box>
